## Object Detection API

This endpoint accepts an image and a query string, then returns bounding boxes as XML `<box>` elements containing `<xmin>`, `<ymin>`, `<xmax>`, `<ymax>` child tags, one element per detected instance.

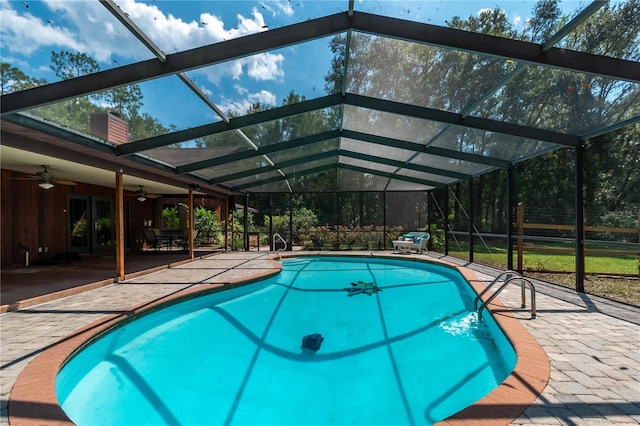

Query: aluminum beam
<box><xmin>1</xmin><ymin>14</ymin><xmax>351</xmax><ymax>114</ymax></box>
<box><xmin>176</xmin><ymin>131</ymin><xmax>340</xmax><ymax>175</ymax></box>
<box><xmin>350</xmin><ymin>13</ymin><xmax>640</xmax><ymax>84</ymax></box>
<box><xmin>345</xmin><ymin>94</ymin><xmax>580</xmax><ymax>147</ymax></box>
<box><xmin>123</xmin><ymin>91</ymin><xmax>577</xmax><ymax>163</ymax></box>
<box><xmin>208</xmin><ymin>150</ymin><xmax>339</xmax><ymax>185</ymax></box>
<box><xmin>341</xmin><ymin>129</ymin><xmax>512</xmax><ymax>168</ymax></box>
<box><xmin>117</xmin><ymin>95</ymin><xmax>341</xmax><ymax>156</ymax></box>
<box><xmin>339</xmin><ymin>164</ymin><xmax>442</xmax><ymax>188</ymax></box>
<box><xmin>339</xmin><ymin>150</ymin><xmax>468</xmax><ymax>181</ymax></box>
<box><xmin>4</xmin><ymin>11</ymin><xmax>639</xmax><ymax>115</ymax></box>
<box><xmin>233</xmin><ymin>163</ymin><xmax>336</xmax><ymax>191</ymax></box>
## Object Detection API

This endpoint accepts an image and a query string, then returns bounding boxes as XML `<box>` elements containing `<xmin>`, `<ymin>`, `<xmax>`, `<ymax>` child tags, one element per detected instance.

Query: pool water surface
<box><xmin>56</xmin><ymin>256</ymin><xmax>516</xmax><ymax>425</ymax></box>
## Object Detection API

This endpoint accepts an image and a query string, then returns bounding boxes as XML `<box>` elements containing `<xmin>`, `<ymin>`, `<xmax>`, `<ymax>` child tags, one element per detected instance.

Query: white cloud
<box><xmin>275</xmin><ymin>2</ymin><xmax>295</xmax><ymax>17</ymax></box>
<box><xmin>93</xmin><ymin>2</ymin><xmax>283</xmax><ymax>85</ymax></box>
<box><xmin>259</xmin><ymin>1</ymin><xmax>294</xmax><ymax>18</ymax></box>
<box><xmin>260</xmin><ymin>2</ymin><xmax>277</xmax><ymax>16</ymax></box>
<box><xmin>199</xmin><ymin>52</ymin><xmax>285</xmax><ymax>86</ymax></box>
<box><xmin>219</xmin><ymin>89</ymin><xmax>277</xmax><ymax>116</ymax></box>
<box><xmin>43</xmin><ymin>0</ymin><xmax>149</xmax><ymax>63</ymax></box>
<box><xmin>249</xmin><ymin>89</ymin><xmax>277</xmax><ymax>105</ymax></box>
<box><xmin>246</xmin><ymin>53</ymin><xmax>285</xmax><ymax>81</ymax></box>
<box><xmin>0</xmin><ymin>2</ymin><xmax>84</xmax><ymax>56</ymax></box>
<box><xmin>234</xmin><ymin>85</ymin><xmax>249</xmax><ymax>95</ymax></box>
<box><xmin>200</xmin><ymin>86</ymin><xmax>213</xmax><ymax>97</ymax></box>
<box><xmin>513</xmin><ymin>15</ymin><xmax>522</xmax><ymax>26</ymax></box>
<box><xmin>2</xmin><ymin>0</ymin><xmax>284</xmax><ymax>84</ymax></box>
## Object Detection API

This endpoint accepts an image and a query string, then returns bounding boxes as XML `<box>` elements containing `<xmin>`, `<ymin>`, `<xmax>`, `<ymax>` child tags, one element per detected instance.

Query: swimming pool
<box><xmin>56</xmin><ymin>256</ymin><xmax>516</xmax><ymax>425</ymax></box>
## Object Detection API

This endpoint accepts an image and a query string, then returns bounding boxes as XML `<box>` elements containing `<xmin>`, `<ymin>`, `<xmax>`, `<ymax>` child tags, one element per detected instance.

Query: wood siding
<box><xmin>2</xmin><ymin>169</ymin><xmax>224</xmax><ymax>268</ymax></box>
<box><xmin>1</xmin><ymin>169</ymin><xmax>151</xmax><ymax>267</ymax></box>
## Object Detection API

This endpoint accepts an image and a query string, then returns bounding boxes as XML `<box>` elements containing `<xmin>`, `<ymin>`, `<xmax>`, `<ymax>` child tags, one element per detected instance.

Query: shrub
<box><xmin>194</xmin><ymin>206</ymin><xmax>222</xmax><ymax>246</ymax></box>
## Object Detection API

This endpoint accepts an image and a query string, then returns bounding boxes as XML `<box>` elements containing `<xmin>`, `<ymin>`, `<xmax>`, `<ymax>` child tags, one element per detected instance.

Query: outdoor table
<box><xmin>392</xmin><ymin>240</ymin><xmax>414</xmax><ymax>253</ymax></box>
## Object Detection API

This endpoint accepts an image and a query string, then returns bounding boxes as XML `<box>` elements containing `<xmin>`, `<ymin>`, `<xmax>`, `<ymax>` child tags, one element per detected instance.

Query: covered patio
<box><xmin>2</xmin><ymin>0</ymin><xmax>639</xmax><ymax>291</ymax></box>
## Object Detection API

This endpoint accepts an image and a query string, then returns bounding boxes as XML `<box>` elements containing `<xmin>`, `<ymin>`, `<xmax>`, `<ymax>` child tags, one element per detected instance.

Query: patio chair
<box><xmin>180</xmin><ymin>229</ymin><xmax>199</xmax><ymax>251</ymax></box>
<box><xmin>143</xmin><ymin>229</ymin><xmax>164</xmax><ymax>251</ymax></box>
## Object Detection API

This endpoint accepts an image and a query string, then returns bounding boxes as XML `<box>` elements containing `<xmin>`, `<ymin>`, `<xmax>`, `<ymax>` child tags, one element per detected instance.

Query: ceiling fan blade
<box><xmin>55</xmin><ymin>179</ymin><xmax>77</xmax><ymax>186</ymax></box>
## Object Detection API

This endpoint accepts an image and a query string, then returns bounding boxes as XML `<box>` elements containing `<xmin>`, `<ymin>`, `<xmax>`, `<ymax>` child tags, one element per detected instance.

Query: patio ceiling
<box><xmin>1</xmin><ymin>0</ymin><xmax>639</xmax><ymax>194</ymax></box>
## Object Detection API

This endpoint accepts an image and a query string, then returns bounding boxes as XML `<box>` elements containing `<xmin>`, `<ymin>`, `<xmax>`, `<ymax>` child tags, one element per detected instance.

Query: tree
<box><xmin>0</xmin><ymin>63</ymin><xmax>46</xmax><ymax>94</ymax></box>
<box><xmin>103</xmin><ymin>85</ymin><xmax>143</xmax><ymax>120</ymax></box>
<box><xmin>525</xmin><ymin>0</ymin><xmax>564</xmax><ymax>43</ymax></box>
<box><xmin>50</xmin><ymin>51</ymin><xmax>101</xmax><ymax>80</ymax></box>
<box><xmin>11</xmin><ymin>50</ymin><xmax>168</xmax><ymax>142</ymax></box>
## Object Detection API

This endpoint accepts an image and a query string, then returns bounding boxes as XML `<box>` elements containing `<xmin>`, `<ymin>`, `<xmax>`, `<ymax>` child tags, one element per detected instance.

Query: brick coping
<box><xmin>9</xmin><ymin>254</ymin><xmax>549</xmax><ymax>426</ymax></box>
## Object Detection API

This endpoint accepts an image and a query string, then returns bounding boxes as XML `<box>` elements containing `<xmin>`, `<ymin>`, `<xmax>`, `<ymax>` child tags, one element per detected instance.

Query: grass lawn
<box><xmin>527</xmin><ymin>272</ymin><xmax>640</xmax><ymax>307</ymax></box>
<box><xmin>447</xmin><ymin>247</ymin><xmax>640</xmax><ymax>306</ymax></box>
<box><xmin>447</xmin><ymin>248</ymin><xmax>639</xmax><ymax>275</ymax></box>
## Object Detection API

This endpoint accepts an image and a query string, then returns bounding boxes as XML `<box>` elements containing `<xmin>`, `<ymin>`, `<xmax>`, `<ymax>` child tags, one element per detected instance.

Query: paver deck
<box><xmin>1</xmin><ymin>251</ymin><xmax>639</xmax><ymax>425</ymax></box>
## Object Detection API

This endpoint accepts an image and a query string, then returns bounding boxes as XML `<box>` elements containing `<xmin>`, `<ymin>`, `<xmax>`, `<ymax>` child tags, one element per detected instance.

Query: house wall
<box><xmin>1</xmin><ymin>169</ymin><xmax>154</xmax><ymax>267</ymax></box>
<box><xmin>1</xmin><ymin>169</ymin><xmax>225</xmax><ymax>267</ymax></box>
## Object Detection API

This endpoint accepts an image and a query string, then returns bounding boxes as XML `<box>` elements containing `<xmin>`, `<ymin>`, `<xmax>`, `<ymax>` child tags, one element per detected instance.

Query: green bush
<box><xmin>229</xmin><ymin>209</ymin><xmax>256</xmax><ymax>249</ymax></box>
<box><xmin>194</xmin><ymin>206</ymin><xmax>222</xmax><ymax>246</ymax></box>
<box><xmin>269</xmin><ymin>207</ymin><xmax>319</xmax><ymax>244</ymax></box>
<box><xmin>162</xmin><ymin>205</ymin><xmax>179</xmax><ymax>228</ymax></box>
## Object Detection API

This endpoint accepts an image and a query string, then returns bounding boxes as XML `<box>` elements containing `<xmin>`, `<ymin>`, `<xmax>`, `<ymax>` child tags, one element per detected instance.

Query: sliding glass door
<box><xmin>68</xmin><ymin>195</ymin><xmax>129</xmax><ymax>254</ymax></box>
<box><xmin>92</xmin><ymin>197</ymin><xmax>116</xmax><ymax>252</ymax></box>
<box><xmin>68</xmin><ymin>195</ymin><xmax>90</xmax><ymax>253</ymax></box>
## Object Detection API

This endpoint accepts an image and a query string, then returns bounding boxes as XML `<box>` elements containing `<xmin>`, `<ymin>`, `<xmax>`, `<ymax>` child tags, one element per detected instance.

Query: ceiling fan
<box><xmin>10</xmin><ymin>165</ymin><xmax>77</xmax><ymax>189</ymax></box>
<box><xmin>127</xmin><ymin>185</ymin><xmax>162</xmax><ymax>202</ymax></box>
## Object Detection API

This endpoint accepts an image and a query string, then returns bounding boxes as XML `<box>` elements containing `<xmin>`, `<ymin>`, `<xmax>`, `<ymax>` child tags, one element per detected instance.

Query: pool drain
<box><xmin>301</xmin><ymin>333</ymin><xmax>324</xmax><ymax>351</ymax></box>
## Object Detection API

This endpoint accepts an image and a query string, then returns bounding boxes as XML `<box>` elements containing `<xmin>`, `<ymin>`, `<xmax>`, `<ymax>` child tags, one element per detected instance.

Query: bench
<box><xmin>392</xmin><ymin>232</ymin><xmax>430</xmax><ymax>254</ymax></box>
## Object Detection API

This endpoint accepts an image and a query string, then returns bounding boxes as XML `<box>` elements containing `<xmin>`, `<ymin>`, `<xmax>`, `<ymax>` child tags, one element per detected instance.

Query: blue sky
<box><xmin>1</xmin><ymin>0</ymin><xmax>591</xmax><ymax>133</ymax></box>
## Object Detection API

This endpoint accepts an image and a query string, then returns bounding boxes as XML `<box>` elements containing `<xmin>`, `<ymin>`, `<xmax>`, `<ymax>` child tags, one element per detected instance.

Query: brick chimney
<box><xmin>90</xmin><ymin>112</ymin><xmax>129</xmax><ymax>144</ymax></box>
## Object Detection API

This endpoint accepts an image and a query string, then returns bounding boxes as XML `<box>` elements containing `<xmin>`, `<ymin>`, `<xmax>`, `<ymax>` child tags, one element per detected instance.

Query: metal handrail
<box><xmin>474</xmin><ymin>270</ymin><xmax>524</xmax><ymax>310</ymax></box>
<box><xmin>272</xmin><ymin>232</ymin><xmax>287</xmax><ymax>253</ymax></box>
<box><xmin>477</xmin><ymin>276</ymin><xmax>537</xmax><ymax>320</ymax></box>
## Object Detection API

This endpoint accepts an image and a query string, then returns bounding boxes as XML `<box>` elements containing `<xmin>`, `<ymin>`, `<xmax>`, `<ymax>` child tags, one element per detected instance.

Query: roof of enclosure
<box><xmin>1</xmin><ymin>0</ymin><xmax>639</xmax><ymax>194</ymax></box>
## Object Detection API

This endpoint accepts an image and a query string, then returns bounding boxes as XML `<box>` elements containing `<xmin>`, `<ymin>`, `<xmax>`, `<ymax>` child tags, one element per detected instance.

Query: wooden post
<box><xmin>243</xmin><ymin>194</ymin><xmax>249</xmax><ymax>251</ymax></box>
<box><xmin>225</xmin><ymin>196</ymin><xmax>230</xmax><ymax>252</ymax></box>
<box><xmin>517</xmin><ymin>202</ymin><xmax>524</xmax><ymax>273</ymax></box>
<box><xmin>115</xmin><ymin>171</ymin><xmax>125</xmax><ymax>281</ymax></box>
<box><xmin>188</xmin><ymin>189</ymin><xmax>194</xmax><ymax>259</ymax></box>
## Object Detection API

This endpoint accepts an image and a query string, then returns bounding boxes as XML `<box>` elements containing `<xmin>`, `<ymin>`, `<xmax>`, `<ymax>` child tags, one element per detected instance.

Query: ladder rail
<box><xmin>474</xmin><ymin>270</ymin><xmax>524</xmax><ymax>310</ymax></box>
<box><xmin>272</xmin><ymin>232</ymin><xmax>287</xmax><ymax>253</ymax></box>
<box><xmin>477</xmin><ymin>276</ymin><xmax>537</xmax><ymax>320</ymax></box>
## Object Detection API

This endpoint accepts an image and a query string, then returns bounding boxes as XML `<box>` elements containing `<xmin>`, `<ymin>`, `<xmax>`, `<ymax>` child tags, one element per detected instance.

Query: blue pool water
<box><xmin>57</xmin><ymin>256</ymin><xmax>516</xmax><ymax>425</ymax></box>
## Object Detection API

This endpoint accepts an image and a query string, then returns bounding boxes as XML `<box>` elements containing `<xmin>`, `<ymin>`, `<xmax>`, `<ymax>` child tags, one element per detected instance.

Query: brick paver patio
<box><xmin>1</xmin><ymin>251</ymin><xmax>638</xmax><ymax>425</ymax></box>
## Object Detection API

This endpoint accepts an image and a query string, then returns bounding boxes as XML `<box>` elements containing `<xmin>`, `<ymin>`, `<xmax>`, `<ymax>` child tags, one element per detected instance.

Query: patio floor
<box><xmin>1</xmin><ymin>250</ymin><xmax>638</xmax><ymax>425</ymax></box>
<box><xmin>0</xmin><ymin>249</ymin><xmax>224</xmax><ymax>312</ymax></box>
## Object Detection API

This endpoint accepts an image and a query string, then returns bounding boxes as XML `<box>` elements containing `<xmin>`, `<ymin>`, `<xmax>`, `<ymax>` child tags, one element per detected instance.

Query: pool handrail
<box><xmin>474</xmin><ymin>270</ymin><xmax>525</xmax><ymax>310</ymax></box>
<box><xmin>477</xmin><ymin>276</ymin><xmax>537</xmax><ymax>320</ymax></box>
<box><xmin>272</xmin><ymin>232</ymin><xmax>287</xmax><ymax>252</ymax></box>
